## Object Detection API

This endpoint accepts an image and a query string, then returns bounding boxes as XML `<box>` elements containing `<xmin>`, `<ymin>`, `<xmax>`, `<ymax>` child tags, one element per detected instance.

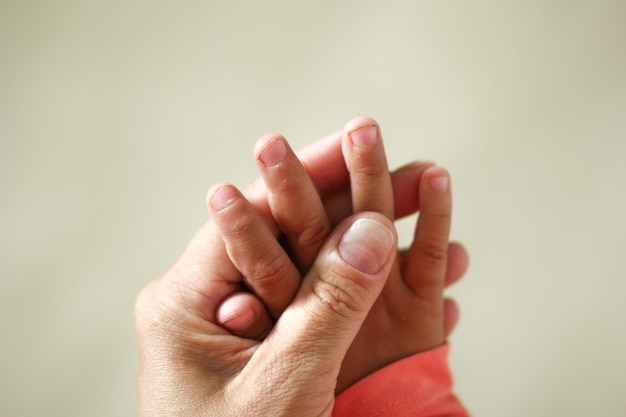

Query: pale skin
<box><xmin>135</xmin><ymin>117</ymin><xmax>468</xmax><ymax>416</ymax></box>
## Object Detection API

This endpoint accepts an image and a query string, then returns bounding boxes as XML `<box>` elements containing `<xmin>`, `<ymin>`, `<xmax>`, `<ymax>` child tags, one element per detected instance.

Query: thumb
<box><xmin>265</xmin><ymin>213</ymin><xmax>397</xmax><ymax>377</ymax></box>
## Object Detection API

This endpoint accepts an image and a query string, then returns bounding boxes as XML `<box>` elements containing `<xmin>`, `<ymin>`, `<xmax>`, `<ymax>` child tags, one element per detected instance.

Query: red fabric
<box><xmin>333</xmin><ymin>344</ymin><xmax>469</xmax><ymax>417</ymax></box>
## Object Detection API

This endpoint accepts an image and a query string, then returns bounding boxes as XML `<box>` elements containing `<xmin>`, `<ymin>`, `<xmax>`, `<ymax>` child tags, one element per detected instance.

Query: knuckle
<box><xmin>417</xmin><ymin>237</ymin><xmax>448</xmax><ymax>266</ymax></box>
<box><xmin>250</xmin><ymin>250</ymin><xmax>292</xmax><ymax>292</ymax></box>
<box><xmin>274</xmin><ymin>167</ymin><xmax>307</xmax><ymax>192</ymax></box>
<box><xmin>295</xmin><ymin>216</ymin><xmax>330</xmax><ymax>250</ymax></box>
<box><xmin>228</xmin><ymin>210</ymin><xmax>257</xmax><ymax>237</ymax></box>
<box><xmin>310</xmin><ymin>267</ymin><xmax>370</xmax><ymax>319</ymax></box>
<box><xmin>427</xmin><ymin>210</ymin><xmax>452</xmax><ymax>224</ymax></box>
<box><xmin>351</xmin><ymin>146</ymin><xmax>388</xmax><ymax>176</ymax></box>
<box><xmin>353</xmin><ymin>159</ymin><xmax>386</xmax><ymax>180</ymax></box>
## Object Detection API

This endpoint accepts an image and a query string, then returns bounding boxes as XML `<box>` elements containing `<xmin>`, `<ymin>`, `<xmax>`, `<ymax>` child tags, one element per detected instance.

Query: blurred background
<box><xmin>2</xmin><ymin>1</ymin><xmax>625</xmax><ymax>416</ymax></box>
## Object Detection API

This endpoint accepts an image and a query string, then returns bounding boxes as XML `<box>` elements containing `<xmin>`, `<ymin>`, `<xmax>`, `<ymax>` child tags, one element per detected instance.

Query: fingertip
<box><xmin>423</xmin><ymin>166</ymin><xmax>450</xmax><ymax>193</ymax></box>
<box><xmin>207</xmin><ymin>183</ymin><xmax>240</xmax><ymax>212</ymax></box>
<box><xmin>253</xmin><ymin>132</ymin><xmax>285</xmax><ymax>161</ymax></box>
<box><xmin>443</xmin><ymin>298</ymin><xmax>460</xmax><ymax>337</ymax></box>
<box><xmin>446</xmin><ymin>242</ymin><xmax>469</xmax><ymax>287</ymax></box>
<box><xmin>256</xmin><ymin>134</ymin><xmax>291</xmax><ymax>167</ymax></box>
<box><xmin>344</xmin><ymin>117</ymin><xmax>381</xmax><ymax>148</ymax></box>
<box><xmin>343</xmin><ymin>116</ymin><xmax>379</xmax><ymax>133</ymax></box>
<box><xmin>449</xmin><ymin>241</ymin><xmax>468</xmax><ymax>259</ymax></box>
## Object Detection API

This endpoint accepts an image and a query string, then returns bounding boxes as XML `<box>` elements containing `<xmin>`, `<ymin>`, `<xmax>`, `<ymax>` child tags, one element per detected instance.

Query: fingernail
<box><xmin>259</xmin><ymin>138</ymin><xmax>287</xmax><ymax>166</ymax></box>
<box><xmin>219</xmin><ymin>304</ymin><xmax>257</xmax><ymax>329</ymax></box>
<box><xmin>339</xmin><ymin>219</ymin><xmax>394</xmax><ymax>274</ymax></box>
<box><xmin>210</xmin><ymin>185</ymin><xmax>238</xmax><ymax>210</ymax></box>
<box><xmin>429</xmin><ymin>175</ymin><xmax>449</xmax><ymax>192</ymax></box>
<box><xmin>349</xmin><ymin>125</ymin><xmax>379</xmax><ymax>147</ymax></box>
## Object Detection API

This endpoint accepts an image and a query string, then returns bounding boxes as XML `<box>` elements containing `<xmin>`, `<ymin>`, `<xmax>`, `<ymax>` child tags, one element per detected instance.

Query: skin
<box><xmin>214</xmin><ymin>117</ymin><xmax>466</xmax><ymax>390</ymax></box>
<box><xmin>135</xmin><ymin>117</ymin><xmax>468</xmax><ymax>416</ymax></box>
<box><xmin>136</xmin><ymin>210</ymin><xmax>398</xmax><ymax>417</ymax></box>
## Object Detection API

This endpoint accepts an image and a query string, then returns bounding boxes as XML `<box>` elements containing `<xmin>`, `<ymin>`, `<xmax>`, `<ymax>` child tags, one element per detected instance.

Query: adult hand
<box><xmin>135</xmin><ymin>210</ymin><xmax>397</xmax><ymax>416</ymax></box>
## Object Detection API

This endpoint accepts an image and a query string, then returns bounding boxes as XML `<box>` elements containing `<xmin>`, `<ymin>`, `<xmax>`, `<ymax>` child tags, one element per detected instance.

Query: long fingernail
<box><xmin>210</xmin><ymin>185</ymin><xmax>238</xmax><ymax>210</ymax></box>
<box><xmin>259</xmin><ymin>138</ymin><xmax>287</xmax><ymax>166</ymax></box>
<box><xmin>339</xmin><ymin>219</ymin><xmax>394</xmax><ymax>274</ymax></box>
<box><xmin>349</xmin><ymin>125</ymin><xmax>379</xmax><ymax>147</ymax></box>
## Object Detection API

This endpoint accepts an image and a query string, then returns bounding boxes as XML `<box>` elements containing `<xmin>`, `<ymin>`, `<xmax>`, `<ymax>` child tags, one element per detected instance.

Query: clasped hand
<box><xmin>135</xmin><ymin>117</ymin><xmax>468</xmax><ymax>417</ymax></box>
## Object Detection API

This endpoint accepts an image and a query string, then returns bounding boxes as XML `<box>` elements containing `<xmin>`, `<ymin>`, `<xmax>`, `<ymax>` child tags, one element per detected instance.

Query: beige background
<box><xmin>2</xmin><ymin>1</ymin><xmax>626</xmax><ymax>416</ymax></box>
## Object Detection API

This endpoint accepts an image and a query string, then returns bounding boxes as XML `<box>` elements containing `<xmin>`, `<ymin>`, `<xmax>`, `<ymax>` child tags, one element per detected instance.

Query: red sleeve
<box><xmin>333</xmin><ymin>344</ymin><xmax>469</xmax><ymax>417</ymax></box>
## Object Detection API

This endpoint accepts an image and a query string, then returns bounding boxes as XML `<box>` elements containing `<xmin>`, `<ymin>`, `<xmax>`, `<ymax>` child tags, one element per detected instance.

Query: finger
<box><xmin>216</xmin><ymin>292</ymin><xmax>273</xmax><ymax>340</ymax></box>
<box><xmin>243</xmin><ymin>130</ymin><xmax>346</xmax><ymax>229</ymax></box>
<box><xmin>342</xmin><ymin>117</ymin><xmax>394</xmax><ymax>219</ymax></box>
<box><xmin>207</xmin><ymin>183</ymin><xmax>301</xmax><ymax>318</ymax></box>
<box><xmin>245</xmin><ymin>128</ymin><xmax>428</xmax><ymax>231</ymax></box>
<box><xmin>391</xmin><ymin>160</ymin><xmax>436</xmax><ymax>220</ymax></box>
<box><xmin>443</xmin><ymin>298</ymin><xmax>460</xmax><ymax>338</ymax></box>
<box><xmin>445</xmin><ymin>242</ymin><xmax>468</xmax><ymax>287</ymax></box>
<box><xmin>403</xmin><ymin>166</ymin><xmax>452</xmax><ymax>300</ymax></box>
<box><xmin>258</xmin><ymin>213</ymin><xmax>397</xmax><ymax>386</ymax></box>
<box><xmin>297</xmin><ymin>130</ymin><xmax>349</xmax><ymax>197</ymax></box>
<box><xmin>398</xmin><ymin>241</ymin><xmax>468</xmax><ymax>288</ymax></box>
<box><xmin>322</xmin><ymin>160</ymin><xmax>436</xmax><ymax>225</ymax></box>
<box><xmin>255</xmin><ymin>134</ymin><xmax>331</xmax><ymax>271</ymax></box>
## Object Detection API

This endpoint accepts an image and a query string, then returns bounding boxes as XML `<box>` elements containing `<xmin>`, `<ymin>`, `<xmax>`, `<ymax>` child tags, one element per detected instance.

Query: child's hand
<box><xmin>213</xmin><ymin>117</ymin><xmax>467</xmax><ymax>391</ymax></box>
